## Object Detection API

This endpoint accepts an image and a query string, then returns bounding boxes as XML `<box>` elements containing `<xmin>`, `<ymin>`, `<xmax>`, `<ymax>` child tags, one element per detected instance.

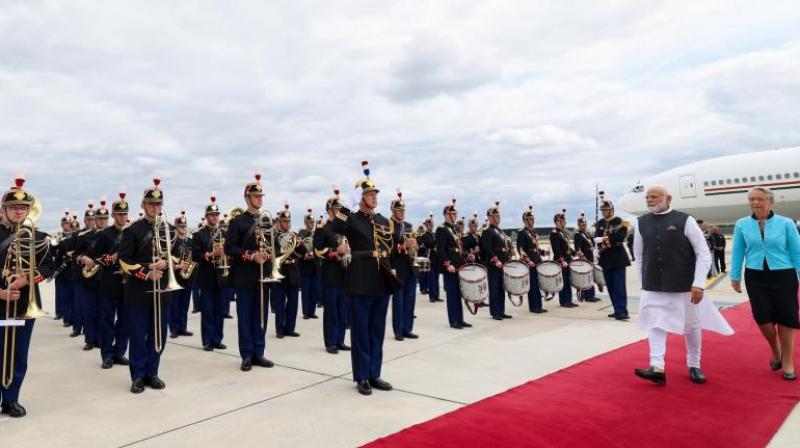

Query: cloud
<box><xmin>0</xmin><ymin>0</ymin><xmax>799</xmax><ymax>228</ymax></box>
<box><xmin>381</xmin><ymin>33</ymin><xmax>497</xmax><ymax>102</ymax></box>
<box><xmin>485</xmin><ymin>125</ymin><xmax>599</xmax><ymax>153</ymax></box>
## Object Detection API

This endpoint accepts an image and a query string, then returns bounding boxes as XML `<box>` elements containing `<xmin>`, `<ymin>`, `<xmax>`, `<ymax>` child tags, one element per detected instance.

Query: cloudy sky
<box><xmin>1</xmin><ymin>0</ymin><xmax>799</xmax><ymax>229</ymax></box>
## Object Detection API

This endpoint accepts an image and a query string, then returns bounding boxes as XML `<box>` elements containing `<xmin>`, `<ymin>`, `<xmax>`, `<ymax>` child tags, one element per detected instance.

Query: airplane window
<box><xmin>726</xmin><ymin>179</ymin><xmax>732</xmax><ymax>184</ymax></box>
<box><xmin>785</xmin><ymin>173</ymin><xmax>791</xmax><ymax>179</ymax></box>
<box><xmin>767</xmin><ymin>175</ymin><xmax>773</xmax><ymax>181</ymax></box>
<box><xmin>750</xmin><ymin>176</ymin><xmax>756</xmax><ymax>182</ymax></box>
<box><xmin>794</xmin><ymin>172</ymin><xmax>799</xmax><ymax>178</ymax></box>
<box><xmin>776</xmin><ymin>174</ymin><xmax>782</xmax><ymax>180</ymax></box>
<box><xmin>711</xmin><ymin>180</ymin><xmax>717</xmax><ymax>186</ymax></box>
<box><xmin>703</xmin><ymin>181</ymin><xmax>709</xmax><ymax>187</ymax></box>
<box><xmin>759</xmin><ymin>175</ymin><xmax>765</xmax><ymax>181</ymax></box>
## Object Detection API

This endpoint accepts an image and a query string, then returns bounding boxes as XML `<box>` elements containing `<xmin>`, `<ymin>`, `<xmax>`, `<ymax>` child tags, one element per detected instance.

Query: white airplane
<box><xmin>618</xmin><ymin>147</ymin><xmax>800</xmax><ymax>224</ymax></box>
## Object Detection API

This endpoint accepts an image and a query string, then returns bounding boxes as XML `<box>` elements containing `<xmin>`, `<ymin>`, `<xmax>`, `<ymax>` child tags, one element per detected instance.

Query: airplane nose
<box><xmin>619</xmin><ymin>192</ymin><xmax>642</xmax><ymax>215</ymax></box>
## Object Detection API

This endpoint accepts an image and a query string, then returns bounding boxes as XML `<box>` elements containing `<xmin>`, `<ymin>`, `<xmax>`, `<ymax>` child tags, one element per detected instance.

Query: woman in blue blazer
<box><xmin>731</xmin><ymin>187</ymin><xmax>800</xmax><ymax>381</ymax></box>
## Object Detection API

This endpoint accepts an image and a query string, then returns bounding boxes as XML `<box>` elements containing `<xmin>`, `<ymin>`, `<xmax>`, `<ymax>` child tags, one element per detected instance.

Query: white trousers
<box><xmin>647</xmin><ymin>301</ymin><xmax>702</xmax><ymax>369</ymax></box>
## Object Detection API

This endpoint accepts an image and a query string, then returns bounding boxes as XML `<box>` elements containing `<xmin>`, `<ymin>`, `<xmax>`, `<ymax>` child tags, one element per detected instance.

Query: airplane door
<box><xmin>679</xmin><ymin>175</ymin><xmax>697</xmax><ymax>198</ymax></box>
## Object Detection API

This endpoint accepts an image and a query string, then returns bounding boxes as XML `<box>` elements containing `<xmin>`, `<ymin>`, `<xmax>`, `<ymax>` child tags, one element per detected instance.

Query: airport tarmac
<box><xmin>1</xmin><ymin>249</ymin><xmax>798</xmax><ymax>448</ymax></box>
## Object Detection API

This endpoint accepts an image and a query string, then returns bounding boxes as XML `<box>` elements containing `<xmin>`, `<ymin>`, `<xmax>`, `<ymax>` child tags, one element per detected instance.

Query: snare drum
<box><xmin>459</xmin><ymin>263</ymin><xmax>489</xmax><ymax>315</ymax></box>
<box><xmin>569</xmin><ymin>260</ymin><xmax>594</xmax><ymax>291</ymax></box>
<box><xmin>415</xmin><ymin>257</ymin><xmax>431</xmax><ymax>273</ymax></box>
<box><xmin>593</xmin><ymin>265</ymin><xmax>606</xmax><ymax>287</ymax></box>
<box><xmin>502</xmin><ymin>260</ymin><xmax>529</xmax><ymax>306</ymax></box>
<box><xmin>536</xmin><ymin>261</ymin><xmax>563</xmax><ymax>300</ymax></box>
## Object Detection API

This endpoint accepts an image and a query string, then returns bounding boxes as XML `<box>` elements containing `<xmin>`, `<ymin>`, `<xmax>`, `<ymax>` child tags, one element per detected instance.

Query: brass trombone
<box><xmin>148</xmin><ymin>208</ymin><xmax>183</xmax><ymax>352</ymax></box>
<box><xmin>2</xmin><ymin>206</ymin><xmax>48</xmax><ymax>389</ymax></box>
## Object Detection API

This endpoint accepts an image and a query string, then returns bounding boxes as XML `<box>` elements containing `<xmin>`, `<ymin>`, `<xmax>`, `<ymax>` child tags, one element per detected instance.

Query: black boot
<box><xmin>357</xmin><ymin>380</ymin><xmax>372</xmax><ymax>395</ymax></box>
<box><xmin>145</xmin><ymin>376</ymin><xmax>166</xmax><ymax>389</ymax></box>
<box><xmin>368</xmin><ymin>378</ymin><xmax>393</xmax><ymax>391</ymax></box>
<box><xmin>130</xmin><ymin>378</ymin><xmax>145</xmax><ymax>394</ymax></box>
<box><xmin>1</xmin><ymin>402</ymin><xmax>27</xmax><ymax>418</ymax></box>
<box><xmin>241</xmin><ymin>358</ymin><xmax>252</xmax><ymax>371</ymax></box>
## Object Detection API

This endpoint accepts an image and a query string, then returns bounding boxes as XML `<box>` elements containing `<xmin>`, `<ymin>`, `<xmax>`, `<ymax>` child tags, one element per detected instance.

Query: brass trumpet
<box><xmin>2</xmin><ymin>209</ymin><xmax>47</xmax><ymax>389</ymax></box>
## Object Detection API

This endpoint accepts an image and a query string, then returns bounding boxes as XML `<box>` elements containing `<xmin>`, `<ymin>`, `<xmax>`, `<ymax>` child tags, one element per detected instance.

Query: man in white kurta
<box><xmin>633</xmin><ymin>186</ymin><xmax>733</xmax><ymax>386</ymax></box>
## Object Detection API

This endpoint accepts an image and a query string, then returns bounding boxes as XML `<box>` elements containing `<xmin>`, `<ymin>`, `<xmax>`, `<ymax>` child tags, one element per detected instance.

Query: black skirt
<box><xmin>744</xmin><ymin>267</ymin><xmax>800</xmax><ymax>328</ymax></box>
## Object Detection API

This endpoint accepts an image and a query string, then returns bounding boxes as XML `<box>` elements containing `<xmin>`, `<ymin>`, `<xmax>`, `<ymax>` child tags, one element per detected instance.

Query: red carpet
<box><xmin>364</xmin><ymin>303</ymin><xmax>800</xmax><ymax>448</ymax></box>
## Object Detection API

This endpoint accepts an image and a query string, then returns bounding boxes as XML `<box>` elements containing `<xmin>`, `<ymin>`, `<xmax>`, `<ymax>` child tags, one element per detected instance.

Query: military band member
<box><xmin>455</xmin><ymin>216</ymin><xmax>465</xmax><ymax>236</ymax></box>
<box><xmin>481</xmin><ymin>202</ymin><xmax>513</xmax><ymax>320</ymax></box>
<box><xmin>595</xmin><ymin>199</ymin><xmax>631</xmax><ymax>320</ymax></box>
<box><xmin>0</xmin><ymin>177</ymin><xmax>54</xmax><ymax>418</ymax></box>
<box><xmin>89</xmin><ymin>192</ymin><xmax>130</xmax><ymax>369</ymax></box>
<box><xmin>416</xmin><ymin>223</ymin><xmax>429</xmax><ymax>295</ymax></box>
<box><xmin>390</xmin><ymin>190</ymin><xmax>419</xmax><ymax>340</ymax></box>
<box><xmin>220</xmin><ymin>213</ymin><xmax>235</xmax><ymax>319</ymax></box>
<box><xmin>298</xmin><ymin>209</ymin><xmax>319</xmax><ymax>320</ymax></box>
<box><xmin>273</xmin><ymin>204</ymin><xmax>306</xmax><ymax>338</ymax></box>
<box><xmin>192</xmin><ymin>195</ymin><xmax>228</xmax><ymax>351</ymax></box>
<box><xmin>53</xmin><ymin>211</ymin><xmax>75</xmax><ymax>327</ymax></box>
<box><xmin>462</xmin><ymin>214</ymin><xmax>481</xmax><ymax>264</ymax></box>
<box><xmin>224</xmin><ymin>173</ymin><xmax>275</xmax><ymax>372</ymax></box>
<box><xmin>313</xmin><ymin>215</ymin><xmax>325</xmax><ymax>309</ymax></box>
<box><xmin>118</xmin><ymin>178</ymin><xmax>172</xmax><ymax>393</ymax></box>
<box><xmin>418</xmin><ymin>216</ymin><xmax>441</xmax><ymax>302</ymax></box>
<box><xmin>573</xmin><ymin>212</ymin><xmax>599</xmax><ymax>303</ymax></box>
<box><xmin>550</xmin><ymin>210</ymin><xmax>577</xmax><ymax>308</ymax></box>
<box><xmin>63</xmin><ymin>216</ymin><xmax>83</xmax><ymax>336</ymax></box>
<box><xmin>436</xmin><ymin>199</ymin><xmax>473</xmax><ymax>329</ymax></box>
<box><xmin>167</xmin><ymin>211</ymin><xmax>194</xmax><ymax>339</ymax></box>
<box><xmin>315</xmin><ymin>189</ymin><xmax>351</xmax><ymax>354</ymax></box>
<box><xmin>52</xmin><ymin>210</ymin><xmax>72</xmax><ymax>321</ymax></box>
<box><xmin>75</xmin><ymin>201</ymin><xmax>101</xmax><ymax>350</ymax></box>
<box><xmin>517</xmin><ymin>206</ymin><xmax>547</xmax><ymax>313</ymax></box>
<box><xmin>331</xmin><ymin>161</ymin><xmax>400</xmax><ymax>395</ymax></box>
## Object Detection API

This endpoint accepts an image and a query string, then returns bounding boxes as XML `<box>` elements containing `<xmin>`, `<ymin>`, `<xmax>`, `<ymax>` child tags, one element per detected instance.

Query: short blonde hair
<box><xmin>748</xmin><ymin>186</ymin><xmax>774</xmax><ymax>201</ymax></box>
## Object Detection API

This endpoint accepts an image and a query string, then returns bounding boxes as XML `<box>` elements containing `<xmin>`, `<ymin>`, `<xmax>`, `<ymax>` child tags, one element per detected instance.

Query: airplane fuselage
<box><xmin>619</xmin><ymin>147</ymin><xmax>800</xmax><ymax>224</ymax></box>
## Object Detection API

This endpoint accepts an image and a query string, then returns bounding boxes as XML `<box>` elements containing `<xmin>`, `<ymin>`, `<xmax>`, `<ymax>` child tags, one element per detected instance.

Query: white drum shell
<box><xmin>536</xmin><ymin>261</ymin><xmax>563</xmax><ymax>295</ymax></box>
<box><xmin>459</xmin><ymin>264</ymin><xmax>489</xmax><ymax>303</ymax></box>
<box><xmin>569</xmin><ymin>260</ymin><xmax>594</xmax><ymax>290</ymax></box>
<box><xmin>503</xmin><ymin>261</ymin><xmax>530</xmax><ymax>296</ymax></box>
<box><xmin>593</xmin><ymin>265</ymin><xmax>606</xmax><ymax>287</ymax></box>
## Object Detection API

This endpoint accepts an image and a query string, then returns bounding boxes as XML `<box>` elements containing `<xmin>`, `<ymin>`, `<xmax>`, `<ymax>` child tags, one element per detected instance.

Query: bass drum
<box><xmin>536</xmin><ymin>261</ymin><xmax>563</xmax><ymax>301</ymax></box>
<box><xmin>569</xmin><ymin>260</ymin><xmax>594</xmax><ymax>291</ymax></box>
<box><xmin>502</xmin><ymin>260</ymin><xmax>529</xmax><ymax>307</ymax></box>
<box><xmin>459</xmin><ymin>263</ymin><xmax>489</xmax><ymax>315</ymax></box>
